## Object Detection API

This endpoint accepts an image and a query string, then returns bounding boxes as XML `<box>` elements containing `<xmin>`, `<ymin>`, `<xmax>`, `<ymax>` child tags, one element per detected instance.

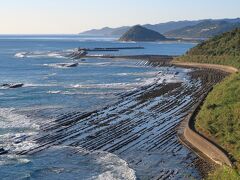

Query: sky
<box><xmin>0</xmin><ymin>0</ymin><xmax>239</xmax><ymax>34</ymax></box>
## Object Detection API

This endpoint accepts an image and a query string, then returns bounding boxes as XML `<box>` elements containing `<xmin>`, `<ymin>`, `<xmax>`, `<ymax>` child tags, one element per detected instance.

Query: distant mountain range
<box><xmin>164</xmin><ymin>20</ymin><xmax>240</xmax><ymax>38</ymax></box>
<box><xmin>80</xmin><ymin>18</ymin><xmax>240</xmax><ymax>38</ymax></box>
<box><xmin>119</xmin><ymin>25</ymin><xmax>167</xmax><ymax>42</ymax></box>
<box><xmin>81</xmin><ymin>26</ymin><xmax>130</xmax><ymax>36</ymax></box>
<box><xmin>80</xmin><ymin>20</ymin><xmax>202</xmax><ymax>36</ymax></box>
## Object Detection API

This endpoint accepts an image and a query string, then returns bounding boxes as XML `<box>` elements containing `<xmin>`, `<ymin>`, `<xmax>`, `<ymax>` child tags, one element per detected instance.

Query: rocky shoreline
<box><xmin>10</xmin><ymin>54</ymin><xmax>229</xmax><ymax>179</ymax></box>
<box><xmin>1</xmin><ymin>53</ymin><xmax>231</xmax><ymax>178</ymax></box>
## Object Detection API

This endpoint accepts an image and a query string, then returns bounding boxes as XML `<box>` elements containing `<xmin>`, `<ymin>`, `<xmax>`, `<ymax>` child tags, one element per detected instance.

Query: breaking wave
<box><xmin>0</xmin><ymin>108</ymin><xmax>39</xmax><ymax>130</ymax></box>
<box><xmin>43</xmin><ymin>62</ymin><xmax>78</xmax><ymax>69</ymax></box>
<box><xmin>47</xmin><ymin>90</ymin><xmax>113</xmax><ymax>96</ymax></box>
<box><xmin>0</xmin><ymin>146</ymin><xmax>136</xmax><ymax>180</ymax></box>
<box><xmin>0</xmin><ymin>108</ymin><xmax>40</xmax><ymax>152</ymax></box>
<box><xmin>14</xmin><ymin>50</ymin><xmax>72</xmax><ymax>59</ymax></box>
<box><xmin>24</xmin><ymin>83</ymin><xmax>58</xmax><ymax>88</ymax></box>
<box><xmin>71</xmin><ymin>73</ymin><xmax>182</xmax><ymax>90</ymax></box>
<box><xmin>14</xmin><ymin>52</ymin><xmax>28</xmax><ymax>58</ymax></box>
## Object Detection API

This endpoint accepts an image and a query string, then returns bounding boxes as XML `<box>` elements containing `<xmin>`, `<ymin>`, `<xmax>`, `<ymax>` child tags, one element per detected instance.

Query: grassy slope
<box><xmin>196</xmin><ymin>73</ymin><xmax>240</xmax><ymax>167</ymax></box>
<box><xmin>176</xmin><ymin>28</ymin><xmax>240</xmax><ymax>178</ymax></box>
<box><xmin>176</xmin><ymin>28</ymin><xmax>240</xmax><ymax>68</ymax></box>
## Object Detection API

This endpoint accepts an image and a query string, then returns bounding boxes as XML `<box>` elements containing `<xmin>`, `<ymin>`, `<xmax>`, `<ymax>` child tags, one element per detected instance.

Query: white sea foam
<box><xmin>71</xmin><ymin>82</ymin><xmax>138</xmax><ymax>89</ymax></box>
<box><xmin>14</xmin><ymin>52</ymin><xmax>28</xmax><ymax>58</ymax></box>
<box><xmin>43</xmin><ymin>62</ymin><xmax>78</xmax><ymax>68</ymax></box>
<box><xmin>119</xmin><ymin>41</ymin><xmax>137</xmax><ymax>44</ymax></box>
<box><xmin>0</xmin><ymin>134</ymin><xmax>38</xmax><ymax>152</ymax></box>
<box><xmin>47</xmin><ymin>90</ymin><xmax>113</xmax><ymax>96</ymax></box>
<box><xmin>24</xmin><ymin>83</ymin><xmax>58</xmax><ymax>87</ymax></box>
<box><xmin>0</xmin><ymin>108</ymin><xmax>40</xmax><ymax>152</ymax></box>
<box><xmin>0</xmin><ymin>87</ymin><xmax>7</xmax><ymax>90</ymax></box>
<box><xmin>71</xmin><ymin>73</ymin><xmax>182</xmax><ymax>90</ymax></box>
<box><xmin>42</xmin><ymin>73</ymin><xmax>57</xmax><ymax>79</ymax></box>
<box><xmin>116</xmin><ymin>71</ymin><xmax>158</xmax><ymax>77</ymax></box>
<box><xmin>0</xmin><ymin>108</ymin><xmax>39</xmax><ymax>130</ymax></box>
<box><xmin>88</xmin><ymin>54</ymin><xmax>105</xmax><ymax>57</ymax></box>
<box><xmin>73</xmin><ymin>61</ymin><xmax>113</xmax><ymax>67</ymax></box>
<box><xmin>47</xmin><ymin>52</ymin><xmax>65</xmax><ymax>58</ymax></box>
<box><xmin>14</xmin><ymin>50</ymin><xmax>69</xmax><ymax>59</ymax></box>
<box><xmin>92</xmin><ymin>152</ymin><xmax>136</xmax><ymax>180</ymax></box>
<box><xmin>0</xmin><ymin>146</ymin><xmax>136</xmax><ymax>180</ymax></box>
<box><xmin>48</xmin><ymin>73</ymin><xmax>57</xmax><ymax>76</ymax></box>
<box><xmin>47</xmin><ymin>90</ymin><xmax>62</xmax><ymax>94</ymax></box>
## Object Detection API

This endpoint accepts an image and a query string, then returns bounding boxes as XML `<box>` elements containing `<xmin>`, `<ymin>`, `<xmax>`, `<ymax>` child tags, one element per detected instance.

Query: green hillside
<box><xmin>177</xmin><ymin>28</ymin><xmax>240</xmax><ymax>179</ymax></box>
<box><xmin>196</xmin><ymin>73</ymin><xmax>240</xmax><ymax>166</ymax></box>
<box><xmin>188</xmin><ymin>28</ymin><xmax>240</xmax><ymax>56</ymax></box>
<box><xmin>165</xmin><ymin>20</ymin><xmax>240</xmax><ymax>38</ymax></box>
<box><xmin>178</xmin><ymin>28</ymin><xmax>240</xmax><ymax>68</ymax></box>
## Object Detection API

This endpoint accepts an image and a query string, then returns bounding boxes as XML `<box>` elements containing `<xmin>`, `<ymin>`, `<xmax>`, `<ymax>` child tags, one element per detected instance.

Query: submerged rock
<box><xmin>58</xmin><ymin>63</ymin><xmax>79</xmax><ymax>67</ymax></box>
<box><xmin>68</xmin><ymin>49</ymin><xmax>88</xmax><ymax>59</ymax></box>
<box><xmin>0</xmin><ymin>147</ymin><xmax>8</xmax><ymax>155</ymax></box>
<box><xmin>1</xmin><ymin>83</ymin><xmax>24</xmax><ymax>89</ymax></box>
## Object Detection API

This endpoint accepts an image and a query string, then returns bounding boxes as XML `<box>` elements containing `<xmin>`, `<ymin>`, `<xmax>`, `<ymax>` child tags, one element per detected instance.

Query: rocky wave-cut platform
<box><xmin>13</xmin><ymin>56</ymin><xmax>228</xmax><ymax>179</ymax></box>
<box><xmin>66</xmin><ymin>49</ymin><xmax>88</xmax><ymax>59</ymax></box>
<box><xmin>67</xmin><ymin>47</ymin><xmax>145</xmax><ymax>59</ymax></box>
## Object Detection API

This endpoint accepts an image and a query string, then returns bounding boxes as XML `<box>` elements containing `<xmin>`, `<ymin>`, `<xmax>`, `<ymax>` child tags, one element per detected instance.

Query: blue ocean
<box><xmin>0</xmin><ymin>35</ymin><xmax>196</xmax><ymax>179</ymax></box>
